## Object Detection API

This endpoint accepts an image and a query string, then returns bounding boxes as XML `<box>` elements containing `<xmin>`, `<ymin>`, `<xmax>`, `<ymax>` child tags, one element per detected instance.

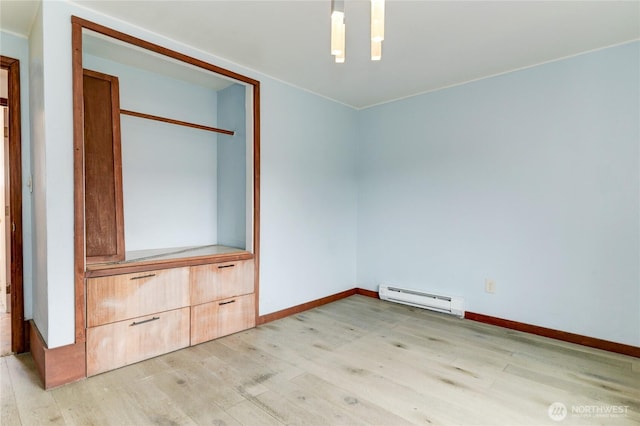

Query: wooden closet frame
<box><xmin>71</xmin><ymin>16</ymin><xmax>261</xmax><ymax>345</ymax></box>
<box><xmin>1</xmin><ymin>55</ymin><xmax>26</xmax><ymax>354</ymax></box>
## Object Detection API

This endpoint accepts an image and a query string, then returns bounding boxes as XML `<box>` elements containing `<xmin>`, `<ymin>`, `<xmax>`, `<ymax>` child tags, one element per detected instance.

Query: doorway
<box><xmin>0</xmin><ymin>55</ymin><xmax>25</xmax><ymax>355</ymax></box>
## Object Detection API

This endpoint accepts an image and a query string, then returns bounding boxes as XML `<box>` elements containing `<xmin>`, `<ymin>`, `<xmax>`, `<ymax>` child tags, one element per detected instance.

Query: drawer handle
<box><xmin>219</xmin><ymin>300</ymin><xmax>236</xmax><ymax>306</ymax></box>
<box><xmin>130</xmin><ymin>274</ymin><xmax>156</xmax><ymax>280</ymax></box>
<box><xmin>218</xmin><ymin>264</ymin><xmax>235</xmax><ymax>269</ymax></box>
<box><xmin>130</xmin><ymin>316</ymin><xmax>160</xmax><ymax>326</ymax></box>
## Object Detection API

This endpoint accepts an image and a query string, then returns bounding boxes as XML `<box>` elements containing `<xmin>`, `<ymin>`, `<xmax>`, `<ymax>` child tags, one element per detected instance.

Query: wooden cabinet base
<box><xmin>84</xmin><ymin>259</ymin><xmax>256</xmax><ymax>378</ymax></box>
<box><xmin>86</xmin><ymin>308</ymin><xmax>190</xmax><ymax>376</ymax></box>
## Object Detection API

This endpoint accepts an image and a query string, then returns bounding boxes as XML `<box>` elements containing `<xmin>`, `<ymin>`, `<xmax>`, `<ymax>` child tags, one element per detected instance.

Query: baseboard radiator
<box><xmin>379</xmin><ymin>285</ymin><xmax>464</xmax><ymax>318</ymax></box>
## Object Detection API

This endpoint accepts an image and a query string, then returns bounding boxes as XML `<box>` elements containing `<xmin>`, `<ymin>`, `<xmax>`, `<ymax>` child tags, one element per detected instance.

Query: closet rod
<box><xmin>120</xmin><ymin>109</ymin><xmax>235</xmax><ymax>136</ymax></box>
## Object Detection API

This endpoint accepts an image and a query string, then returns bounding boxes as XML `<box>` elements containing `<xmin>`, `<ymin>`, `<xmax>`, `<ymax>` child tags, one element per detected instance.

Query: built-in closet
<box><xmin>72</xmin><ymin>17</ymin><xmax>260</xmax><ymax>377</ymax></box>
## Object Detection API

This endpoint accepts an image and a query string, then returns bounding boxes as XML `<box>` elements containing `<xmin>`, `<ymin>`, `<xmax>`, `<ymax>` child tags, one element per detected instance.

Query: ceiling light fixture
<box><xmin>330</xmin><ymin>0</ymin><xmax>385</xmax><ymax>63</ymax></box>
<box><xmin>370</xmin><ymin>0</ymin><xmax>385</xmax><ymax>61</ymax></box>
<box><xmin>371</xmin><ymin>39</ymin><xmax>382</xmax><ymax>61</ymax></box>
<box><xmin>330</xmin><ymin>0</ymin><xmax>346</xmax><ymax>63</ymax></box>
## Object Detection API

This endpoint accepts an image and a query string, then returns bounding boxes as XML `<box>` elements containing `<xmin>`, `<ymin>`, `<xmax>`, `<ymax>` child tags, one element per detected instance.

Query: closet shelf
<box><xmin>120</xmin><ymin>109</ymin><xmax>235</xmax><ymax>136</ymax></box>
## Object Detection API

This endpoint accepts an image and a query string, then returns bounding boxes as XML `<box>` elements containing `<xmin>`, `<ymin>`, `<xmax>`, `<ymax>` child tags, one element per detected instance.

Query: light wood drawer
<box><xmin>86</xmin><ymin>307</ymin><xmax>190</xmax><ymax>376</ymax></box>
<box><xmin>191</xmin><ymin>293</ymin><xmax>255</xmax><ymax>345</ymax></box>
<box><xmin>87</xmin><ymin>267</ymin><xmax>190</xmax><ymax>327</ymax></box>
<box><xmin>190</xmin><ymin>259</ymin><xmax>254</xmax><ymax>305</ymax></box>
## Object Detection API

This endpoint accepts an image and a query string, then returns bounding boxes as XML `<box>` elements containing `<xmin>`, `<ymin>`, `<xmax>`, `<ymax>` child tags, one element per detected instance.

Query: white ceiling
<box><xmin>2</xmin><ymin>1</ymin><xmax>639</xmax><ymax>108</ymax></box>
<box><xmin>0</xmin><ymin>0</ymin><xmax>38</xmax><ymax>36</ymax></box>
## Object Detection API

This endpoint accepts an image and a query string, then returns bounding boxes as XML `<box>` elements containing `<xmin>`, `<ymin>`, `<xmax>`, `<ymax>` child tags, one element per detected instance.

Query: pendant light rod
<box><xmin>331</xmin><ymin>0</ymin><xmax>344</xmax><ymax>14</ymax></box>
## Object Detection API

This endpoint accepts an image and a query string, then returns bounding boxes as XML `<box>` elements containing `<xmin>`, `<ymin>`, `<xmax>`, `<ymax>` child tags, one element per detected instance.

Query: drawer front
<box><xmin>87</xmin><ymin>307</ymin><xmax>190</xmax><ymax>376</ymax></box>
<box><xmin>87</xmin><ymin>267</ymin><xmax>190</xmax><ymax>327</ymax></box>
<box><xmin>217</xmin><ymin>293</ymin><xmax>255</xmax><ymax>338</ymax></box>
<box><xmin>190</xmin><ymin>259</ymin><xmax>254</xmax><ymax>305</ymax></box>
<box><xmin>191</xmin><ymin>293</ymin><xmax>255</xmax><ymax>345</ymax></box>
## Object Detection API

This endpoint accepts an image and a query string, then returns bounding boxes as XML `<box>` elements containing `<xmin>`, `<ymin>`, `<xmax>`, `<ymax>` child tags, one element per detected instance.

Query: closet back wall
<box><xmin>83</xmin><ymin>54</ymin><xmax>219</xmax><ymax>251</ymax></box>
<box><xmin>217</xmin><ymin>84</ymin><xmax>247</xmax><ymax>250</ymax></box>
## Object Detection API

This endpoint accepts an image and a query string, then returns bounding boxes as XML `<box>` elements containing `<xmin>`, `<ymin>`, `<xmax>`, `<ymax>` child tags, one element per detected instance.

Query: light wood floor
<box><xmin>1</xmin><ymin>295</ymin><xmax>638</xmax><ymax>425</ymax></box>
<box><xmin>1</xmin><ymin>311</ymin><xmax>11</xmax><ymax>356</ymax></box>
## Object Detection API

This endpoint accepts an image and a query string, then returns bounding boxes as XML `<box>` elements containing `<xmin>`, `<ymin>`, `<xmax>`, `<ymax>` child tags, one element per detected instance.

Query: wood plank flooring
<box><xmin>0</xmin><ymin>311</ymin><xmax>10</xmax><ymax>356</ymax></box>
<box><xmin>1</xmin><ymin>295</ymin><xmax>638</xmax><ymax>425</ymax></box>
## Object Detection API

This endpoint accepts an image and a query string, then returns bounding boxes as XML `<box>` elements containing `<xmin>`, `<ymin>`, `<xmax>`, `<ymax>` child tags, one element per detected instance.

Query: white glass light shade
<box><xmin>371</xmin><ymin>39</ymin><xmax>382</xmax><ymax>61</ymax></box>
<box><xmin>331</xmin><ymin>11</ymin><xmax>345</xmax><ymax>56</ymax></box>
<box><xmin>371</xmin><ymin>0</ymin><xmax>385</xmax><ymax>42</ymax></box>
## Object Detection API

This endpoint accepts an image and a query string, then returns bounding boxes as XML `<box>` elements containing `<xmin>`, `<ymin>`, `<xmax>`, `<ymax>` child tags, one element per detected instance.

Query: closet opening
<box><xmin>72</xmin><ymin>16</ymin><xmax>260</xmax><ymax>344</ymax></box>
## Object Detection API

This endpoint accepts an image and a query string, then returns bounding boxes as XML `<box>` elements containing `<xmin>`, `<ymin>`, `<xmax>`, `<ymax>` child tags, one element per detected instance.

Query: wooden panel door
<box><xmin>83</xmin><ymin>69</ymin><xmax>125</xmax><ymax>263</ymax></box>
<box><xmin>190</xmin><ymin>259</ymin><xmax>254</xmax><ymax>305</ymax></box>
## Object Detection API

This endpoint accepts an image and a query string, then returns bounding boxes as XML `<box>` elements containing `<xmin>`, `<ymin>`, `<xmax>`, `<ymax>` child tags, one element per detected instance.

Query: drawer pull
<box><xmin>218</xmin><ymin>264</ymin><xmax>235</xmax><ymax>269</ymax></box>
<box><xmin>130</xmin><ymin>316</ymin><xmax>160</xmax><ymax>326</ymax></box>
<box><xmin>219</xmin><ymin>300</ymin><xmax>236</xmax><ymax>306</ymax></box>
<box><xmin>130</xmin><ymin>274</ymin><xmax>156</xmax><ymax>280</ymax></box>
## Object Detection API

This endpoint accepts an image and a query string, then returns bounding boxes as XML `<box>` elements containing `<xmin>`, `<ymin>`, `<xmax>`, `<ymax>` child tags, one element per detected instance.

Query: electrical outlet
<box><xmin>485</xmin><ymin>279</ymin><xmax>496</xmax><ymax>294</ymax></box>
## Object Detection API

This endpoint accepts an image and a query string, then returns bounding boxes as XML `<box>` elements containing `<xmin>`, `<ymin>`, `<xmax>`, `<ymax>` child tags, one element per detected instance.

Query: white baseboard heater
<box><xmin>379</xmin><ymin>285</ymin><xmax>464</xmax><ymax>318</ymax></box>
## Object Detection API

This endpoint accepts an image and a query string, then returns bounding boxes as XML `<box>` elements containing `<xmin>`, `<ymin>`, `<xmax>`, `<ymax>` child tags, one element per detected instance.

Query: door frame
<box><xmin>1</xmin><ymin>55</ymin><xmax>25</xmax><ymax>354</ymax></box>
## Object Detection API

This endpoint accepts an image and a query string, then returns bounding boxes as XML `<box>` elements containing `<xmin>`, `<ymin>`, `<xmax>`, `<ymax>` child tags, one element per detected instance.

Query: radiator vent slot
<box><xmin>379</xmin><ymin>285</ymin><xmax>464</xmax><ymax>317</ymax></box>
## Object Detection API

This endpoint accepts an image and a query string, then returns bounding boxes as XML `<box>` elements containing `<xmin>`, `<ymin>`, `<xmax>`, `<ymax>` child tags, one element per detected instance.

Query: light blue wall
<box><xmin>217</xmin><ymin>83</ymin><xmax>247</xmax><ymax>249</ymax></box>
<box><xmin>259</xmin><ymin>79</ymin><xmax>359</xmax><ymax>314</ymax></box>
<box><xmin>357</xmin><ymin>42</ymin><xmax>640</xmax><ymax>346</ymax></box>
<box><xmin>0</xmin><ymin>31</ymin><xmax>34</xmax><ymax>321</ymax></box>
<box><xmin>28</xmin><ymin>4</ymin><xmax>49</xmax><ymax>341</ymax></box>
<box><xmin>84</xmin><ymin>54</ymin><xmax>219</xmax><ymax>251</ymax></box>
<box><xmin>25</xmin><ymin>1</ymin><xmax>77</xmax><ymax>347</ymax></box>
